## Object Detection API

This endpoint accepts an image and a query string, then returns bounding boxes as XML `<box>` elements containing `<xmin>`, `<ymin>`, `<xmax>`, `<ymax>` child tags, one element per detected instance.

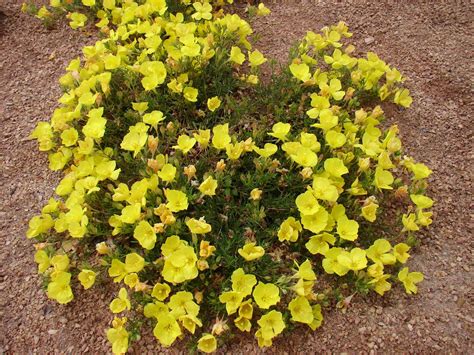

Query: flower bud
<box><xmin>394</xmin><ymin>185</ymin><xmax>408</xmax><ymax>199</ymax></box>
<box><xmin>96</xmin><ymin>242</ymin><xmax>111</xmax><ymax>255</ymax></box>
<box><xmin>300</xmin><ymin>167</ymin><xmax>313</xmax><ymax>180</ymax></box>
<box><xmin>147</xmin><ymin>159</ymin><xmax>159</xmax><ymax>172</ymax></box>
<box><xmin>147</xmin><ymin>135</ymin><xmax>159</xmax><ymax>153</ymax></box>
<box><xmin>215</xmin><ymin>159</ymin><xmax>226</xmax><ymax>172</ymax></box>
<box><xmin>197</xmin><ymin>259</ymin><xmax>209</xmax><ymax>271</ymax></box>
<box><xmin>371</xmin><ymin>105</ymin><xmax>384</xmax><ymax>118</ymax></box>
<box><xmin>184</xmin><ymin>165</ymin><xmax>197</xmax><ymax>180</ymax></box>
<box><xmin>358</xmin><ymin>157</ymin><xmax>370</xmax><ymax>171</ymax></box>
<box><xmin>153</xmin><ymin>223</ymin><xmax>165</xmax><ymax>233</ymax></box>
<box><xmin>354</xmin><ymin>109</ymin><xmax>367</xmax><ymax>125</ymax></box>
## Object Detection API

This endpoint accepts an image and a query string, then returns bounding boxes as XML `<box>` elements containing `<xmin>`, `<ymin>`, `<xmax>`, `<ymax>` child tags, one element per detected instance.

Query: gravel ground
<box><xmin>1</xmin><ymin>0</ymin><xmax>473</xmax><ymax>353</ymax></box>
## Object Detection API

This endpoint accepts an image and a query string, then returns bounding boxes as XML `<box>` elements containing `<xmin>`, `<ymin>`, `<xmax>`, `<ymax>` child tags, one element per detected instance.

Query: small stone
<box><xmin>364</xmin><ymin>36</ymin><xmax>375</xmax><ymax>44</ymax></box>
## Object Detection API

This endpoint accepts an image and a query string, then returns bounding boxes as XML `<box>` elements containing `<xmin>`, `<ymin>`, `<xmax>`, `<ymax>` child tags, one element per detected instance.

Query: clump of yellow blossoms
<box><xmin>26</xmin><ymin>1</ymin><xmax>432</xmax><ymax>353</ymax></box>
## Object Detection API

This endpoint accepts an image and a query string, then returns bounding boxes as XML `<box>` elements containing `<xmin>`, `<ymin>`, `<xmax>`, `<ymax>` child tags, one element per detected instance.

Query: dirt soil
<box><xmin>1</xmin><ymin>0</ymin><xmax>473</xmax><ymax>353</ymax></box>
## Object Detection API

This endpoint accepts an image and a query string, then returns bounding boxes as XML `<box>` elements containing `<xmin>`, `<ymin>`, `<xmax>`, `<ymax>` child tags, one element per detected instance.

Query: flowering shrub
<box><xmin>26</xmin><ymin>0</ymin><xmax>433</xmax><ymax>353</ymax></box>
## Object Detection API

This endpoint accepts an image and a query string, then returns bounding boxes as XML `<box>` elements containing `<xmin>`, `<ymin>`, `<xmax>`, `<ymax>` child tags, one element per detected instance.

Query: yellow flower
<box><xmin>307</xmin><ymin>95</ymin><xmax>330</xmax><ymax>119</ymax></box>
<box><xmin>238</xmin><ymin>299</ymin><xmax>254</xmax><ymax>319</ymax></box>
<box><xmin>83</xmin><ymin>108</ymin><xmax>106</xmax><ymax>139</ymax></box>
<box><xmin>253</xmin><ymin>143</ymin><xmax>278</xmax><ymax>158</ymax></box>
<box><xmin>231</xmin><ymin>268</ymin><xmax>257</xmax><ymax>296</ymax></box>
<box><xmin>120</xmin><ymin>123</ymin><xmax>148</xmax><ymax>157</ymax></box>
<box><xmin>110</xmin><ymin>288</ymin><xmax>131</xmax><ymax>314</ymax></box>
<box><xmin>289</xmin><ymin>146</ymin><xmax>318</xmax><ymax>167</ymax></box>
<box><xmin>253</xmin><ymin>282</ymin><xmax>280</xmax><ymax>309</ymax></box>
<box><xmin>248</xmin><ymin>50</ymin><xmax>267</xmax><ymax>67</ymax></box>
<box><xmin>312</xmin><ymin>176</ymin><xmax>339</xmax><ymax>202</ymax></box>
<box><xmin>165</xmin><ymin>189</ymin><xmax>189</xmax><ymax>212</ymax></box>
<box><xmin>186</xmin><ymin>217</ymin><xmax>212</xmax><ymax>234</ymax></box>
<box><xmin>300</xmin><ymin>207</ymin><xmax>329</xmax><ymax>234</ymax></box>
<box><xmin>393</xmin><ymin>88</ymin><xmax>413</xmax><ymax>108</ymax></box>
<box><xmin>199</xmin><ymin>240</ymin><xmax>216</xmax><ymax>258</ymax></box>
<box><xmin>151</xmin><ymin>283</ymin><xmax>171</xmax><ymax>301</ymax></box>
<box><xmin>124</xmin><ymin>253</ymin><xmax>145</xmax><ymax>273</ymax></box>
<box><xmin>296</xmin><ymin>260</ymin><xmax>317</xmax><ymax>281</ymax></box>
<box><xmin>289</xmin><ymin>62</ymin><xmax>311</xmax><ymax>82</ymax></box>
<box><xmin>300</xmin><ymin>132</ymin><xmax>321</xmax><ymax>152</ymax></box>
<box><xmin>230</xmin><ymin>46</ymin><xmax>245</xmax><ymax>65</ymax></box>
<box><xmin>78</xmin><ymin>269</ymin><xmax>96</xmax><ymax>289</ymax></box>
<box><xmin>308</xmin><ymin>304</ymin><xmax>324</xmax><ymax>330</ymax></box>
<box><xmin>158</xmin><ymin>163</ymin><xmax>177</xmax><ymax>183</ymax></box>
<box><xmin>194</xmin><ymin>129</ymin><xmax>211</xmax><ymax>148</ymax></box>
<box><xmin>417</xmin><ymin>210</ymin><xmax>433</xmax><ymax>227</ymax></box>
<box><xmin>295</xmin><ymin>190</ymin><xmax>319</xmax><ymax>215</ymax></box>
<box><xmin>398</xmin><ymin>267</ymin><xmax>423</xmax><ymax>294</ymax></box>
<box><xmin>192</xmin><ymin>1</ymin><xmax>213</xmax><ymax>21</ymax></box>
<box><xmin>402</xmin><ymin>213</ymin><xmax>419</xmax><ymax>232</ymax></box>
<box><xmin>183</xmin><ymin>86</ymin><xmax>199</xmax><ymax>102</ymax></box>
<box><xmin>132</xmin><ymin>102</ymin><xmax>148</xmax><ymax>114</ymax></box>
<box><xmin>235</xmin><ymin>316</ymin><xmax>252</xmax><ymax>332</ymax></box>
<box><xmin>207</xmin><ymin>96</ymin><xmax>221</xmax><ymax>112</ymax></box>
<box><xmin>219</xmin><ymin>291</ymin><xmax>244</xmax><ymax>315</ymax></box>
<box><xmin>257</xmin><ymin>310</ymin><xmax>285</xmax><ymax>340</ymax></box>
<box><xmin>322</xmin><ymin>248</ymin><xmax>349</xmax><ymax>276</ymax></box>
<box><xmin>361</xmin><ymin>200</ymin><xmax>379</xmax><ymax>222</ymax></box>
<box><xmin>369</xmin><ymin>274</ymin><xmax>392</xmax><ymax>296</ymax></box>
<box><xmin>60</xmin><ymin>128</ymin><xmax>78</xmax><ymax>147</ymax></box>
<box><xmin>320</xmin><ymin>78</ymin><xmax>345</xmax><ymax>100</ymax></box>
<box><xmin>410</xmin><ymin>194</ymin><xmax>434</xmax><ymax>209</ymax></box>
<box><xmin>107</xmin><ymin>319</ymin><xmax>129</xmax><ymax>355</ymax></box>
<box><xmin>256</xmin><ymin>3</ymin><xmax>271</xmax><ymax>16</ymax></box>
<box><xmin>124</xmin><ymin>273</ymin><xmax>139</xmax><ymax>288</ymax></box>
<box><xmin>199</xmin><ymin>176</ymin><xmax>218</xmax><ymax>196</ymax></box>
<box><xmin>226</xmin><ymin>142</ymin><xmax>244</xmax><ymax>160</ymax></box>
<box><xmin>212</xmin><ymin>124</ymin><xmax>231</xmax><ymax>149</ymax></box>
<box><xmin>336</xmin><ymin>216</ymin><xmax>359</xmax><ymax>241</ymax></box>
<box><xmin>68</xmin><ymin>12</ymin><xmax>87</xmax><ymax>29</ymax></box>
<box><xmin>139</xmin><ymin>61</ymin><xmax>167</xmax><ymax>91</ymax></box>
<box><xmin>51</xmin><ymin>254</ymin><xmax>70</xmax><ymax>272</ymax></box>
<box><xmin>180</xmin><ymin>314</ymin><xmax>203</xmax><ymax>334</ymax></box>
<box><xmin>153</xmin><ymin>313</ymin><xmax>182</xmax><ymax>347</ymax></box>
<box><xmin>27</xmin><ymin>214</ymin><xmax>54</xmax><ymax>238</ymax></box>
<box><xmin>34</xmin><ymin>249</ymin><xmax>50</xmax><ymax>273</ymax></box>
<box><xmin>277</xmin><ymin>217</ymin><xmax>302</xmax><ymax>242</ymax></box>
<box><xmin>374</xmin><ymin>167</ymin><xmax>394</xmax><ymax>190</ymax></box>
<box><xmin>161</xmin><ymin>243</ymin><xmax>198</xmax><ymax>284</ymax></box>
<box><xmin>325</xmin><ymin>130</ymin><xmax>347</xmax><ymax>149</ymax></box>
<box><xmin>268</xmin><ymin>122</ymin><xmax>291</xmax><ymax>141</ymax></box>
<box><xmin>47</xmin><ymin>271</ymin><xmax>73</xmax><ymax>304</ymax></box>
<box><xmin>367</xmin><ymin>239</ymin><xmax>396</xmax><ymax>265</ymax></box>
<box><xmin>305</xmin><ymin>232</ymin><xmax>336</xmax><ymax>255</ymax></box>
<box><xmin>288</xmin><ymin>296</ymin><xmax>313</xmax><ymax>324</ymax></box>
<box><xmin>143</xmin><ymin>110</ymin><xmax>165</xmax><ymax>126</ymax></box>
<box><xmin>133</xmin><ymin>220</ymin><xmax>157</xmax><ymax>250</ymax></box>
<box><xmin>250</xmin><ymin>188</ymin><xmax>263</xmax><ymax>201</ymax></box>
<box><xmin>173</xmin><ymin>134</ymin><xmax>196</xmax><ymax>154</ymax></box>
<box><xmin>337</xmin><ymin>248</ymin><xmax>367</xmax><ymax>271</ymax></box>
<box><xmin>197</xmin><ymin>334</ymin><xmax>217</xmax><ymax>353</ymax></box>
<box><xmin>324</xmin><ymin>158</ymin><xmax>348</xmax><ymax>177</ymax></box>
<box><xmin>238</xmin><ymin>242</ymin><xmax>265</xmax><ymax>261</ymax></box>
<box><xmin>393</xmin><ymin>243</ymin><xmax>410</xmax><ymax>263</ymax></box>
<box><xmin>168</xmin><ymin>291</ymin><xmax>199</xmax><ymax>317</ymax></box>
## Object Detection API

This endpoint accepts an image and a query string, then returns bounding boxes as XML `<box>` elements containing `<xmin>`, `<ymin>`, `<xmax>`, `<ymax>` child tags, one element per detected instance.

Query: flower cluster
<box><xmin>26</xmin><ymin>1</ymin><xmax>432</xmax><ymax>353</ymax></box>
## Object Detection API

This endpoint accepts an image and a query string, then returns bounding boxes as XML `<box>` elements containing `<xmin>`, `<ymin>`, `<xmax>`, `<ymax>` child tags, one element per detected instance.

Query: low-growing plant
<box><xmin>26</xmin><ymin>0</ymin><xmax>433</xmax><ymax>353</ymax></box>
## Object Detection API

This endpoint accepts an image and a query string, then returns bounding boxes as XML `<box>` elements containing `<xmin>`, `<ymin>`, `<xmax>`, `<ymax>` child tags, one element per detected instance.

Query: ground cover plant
<box><xmin>25</xmin><ymin>0</ymin><xmax>433</xmax><ymax>353</ymax></box>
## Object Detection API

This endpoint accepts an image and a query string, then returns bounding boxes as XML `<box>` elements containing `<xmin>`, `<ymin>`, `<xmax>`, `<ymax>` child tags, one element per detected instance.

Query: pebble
<box><xmin>364</xmin><ymin>36</ymin><xmax>375</xmax><ymax>44</ymax></box>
